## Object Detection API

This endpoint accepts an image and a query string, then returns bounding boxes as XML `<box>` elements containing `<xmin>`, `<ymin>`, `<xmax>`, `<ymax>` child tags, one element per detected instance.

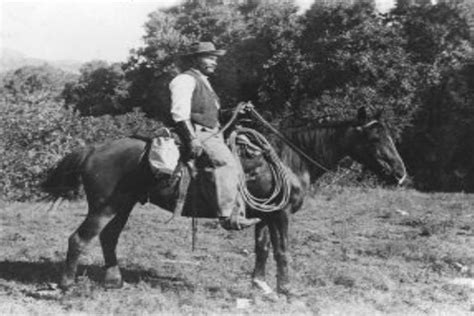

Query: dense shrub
<box><xmin>392</xmin><ymin>3</ymin><xmax>473</xmax><ymax>191</ymax></box>
<box><xmin>0</xmin><ymin>65</ymin><xmax>76</xmax><ymax>104</ymax></box>
<box><xmin>0</xmin><ymin>100</ymin><xmax>162</xmax><ymax>201</ymax></box>
<box><xmin>401</xmin><ymin>58</ymin><xmax>474</xmax><ymax>191</ymax></box>
<box><xmin>62</xmin><ymin>61</ymin><xmax>131</xmax><ymax>116</ymax></box>
<box><xmin>288</xmin><ymin>3</ymin><xmax>422</xmax><ymax>139</ymax></box>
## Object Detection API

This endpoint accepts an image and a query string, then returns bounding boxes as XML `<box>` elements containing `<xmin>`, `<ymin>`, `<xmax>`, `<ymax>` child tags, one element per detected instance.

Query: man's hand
<box><xmin>238</xmin><ymin>101</ymin><xmax>255</xmax><ymax>114</ymax></box>
<box><xmin>190</xmin><ymin>138</ymin><xmax>204</xmax><ymax>158</ymax></box>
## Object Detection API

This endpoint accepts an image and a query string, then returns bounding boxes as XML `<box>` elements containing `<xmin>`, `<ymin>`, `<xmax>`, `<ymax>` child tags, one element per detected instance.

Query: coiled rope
<box><xmin>228</xmin><ymin>126</ymin><xmax>292</xmax><ymax>212</ymax></box>
<box><xmin>209</xmin><ymin>101</ymin><xmax>329</xmax><ymax>213</ymax></box>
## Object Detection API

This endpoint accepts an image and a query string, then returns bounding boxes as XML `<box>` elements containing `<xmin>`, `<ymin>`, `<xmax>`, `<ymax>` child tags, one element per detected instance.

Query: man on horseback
<box><xmin>170</xmin><ymin>41</ymin><xmax>260</xmax><ymax>230</ymax></box>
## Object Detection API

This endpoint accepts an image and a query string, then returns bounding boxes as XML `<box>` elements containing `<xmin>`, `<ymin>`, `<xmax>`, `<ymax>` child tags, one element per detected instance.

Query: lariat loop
<box><xmin>229</xmin><ymin>126</ymin><xmax>292</xmax><ymax>213</ymax></box>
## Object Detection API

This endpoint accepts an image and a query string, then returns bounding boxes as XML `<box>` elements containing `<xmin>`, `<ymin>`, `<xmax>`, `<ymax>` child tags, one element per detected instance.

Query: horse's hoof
<box><xmin>252</xmin><ymin>279</ymin><xmax>279</xmax><ymax>302</ymax></box>
<box><xmin>252</xmin><ymin>278</ymin><xmax>273</xmax><ymax>295</ymax></box>
<box><xmin>58</xmin><ymin>275</ymin><xmax>74</xmax><ymax>291</ymax></box>
<box><xmin>104</xmin><ymin>265</ymin><xmax>123</xmax><ymax>289</ymax></box>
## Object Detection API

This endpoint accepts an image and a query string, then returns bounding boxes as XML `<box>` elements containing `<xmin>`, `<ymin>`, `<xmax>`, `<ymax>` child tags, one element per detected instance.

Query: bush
<box><xmin>393</xmin><ymin>3</ymin><xmax>473</xmax><ymax>191</ymax></box>
<box><xmin>0</xmin><ymin>100</ymin><xmax>162</xmax><ymax>201</ymax></box>
<box><xmin>62</xmin><ymin>61</ymin><xmax>131</xmax><ymax>116</ymax></box>
<box><xmin>291</xmin><ymin>3</ymin><xmax>421</xmax><ymax>139</ymax></box>
<box><xmin>0</xmin><ymin>64</ymin><xmax>76</xmax><ymax>104</ymax></box>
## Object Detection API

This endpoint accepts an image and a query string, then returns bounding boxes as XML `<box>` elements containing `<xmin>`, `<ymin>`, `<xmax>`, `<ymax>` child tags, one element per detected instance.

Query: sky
<box><xmin>1</xmin><ymin>0</ymin><xmax>393</xmax><ymax>63</ymax></box>
<box><xmin>1</xmin><ymin>0</ymin><xmax>181</xmax><ymax>62</ymax></box>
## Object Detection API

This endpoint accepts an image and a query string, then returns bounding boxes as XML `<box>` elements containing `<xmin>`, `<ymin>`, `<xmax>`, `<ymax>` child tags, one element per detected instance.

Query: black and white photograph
<box><xmin>1</xmin><ymin>0</ymin><xmax>473</xmax><ymax>314</ymax></box>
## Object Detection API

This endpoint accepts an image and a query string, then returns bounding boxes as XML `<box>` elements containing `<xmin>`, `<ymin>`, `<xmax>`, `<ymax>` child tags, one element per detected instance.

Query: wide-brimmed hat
<box><xmin>180</xmin><ymin>42</ymin><xmax>226</xmax><ymax>57</ymax></box>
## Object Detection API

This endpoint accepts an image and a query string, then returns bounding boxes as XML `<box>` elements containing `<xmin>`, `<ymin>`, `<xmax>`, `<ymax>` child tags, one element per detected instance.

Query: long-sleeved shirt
<box><xmin>169</xmin><ymin>68</ymin><xmax>220</xmax><ymax>123</ymax></box>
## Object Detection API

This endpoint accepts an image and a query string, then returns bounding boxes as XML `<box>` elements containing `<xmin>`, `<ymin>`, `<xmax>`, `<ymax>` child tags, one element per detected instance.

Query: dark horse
<box><xmin>41</xmin><ymin>107</ymin><xmax>406</xmax><ymax>296</ymax></box>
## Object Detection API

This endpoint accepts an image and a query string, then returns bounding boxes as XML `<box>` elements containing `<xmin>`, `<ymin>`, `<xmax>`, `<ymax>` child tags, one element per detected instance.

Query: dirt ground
<box><xmin>1</xmin><ymin>187</ymin><xmax>473</xmax><ymax>315</ymax></box>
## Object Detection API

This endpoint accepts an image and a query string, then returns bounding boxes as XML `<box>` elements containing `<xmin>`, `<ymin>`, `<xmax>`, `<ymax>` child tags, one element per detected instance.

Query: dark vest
<box><xmin>184</xmin><ymin>69</ymin><xmax>220</xmax><ymax>128</ymax></box>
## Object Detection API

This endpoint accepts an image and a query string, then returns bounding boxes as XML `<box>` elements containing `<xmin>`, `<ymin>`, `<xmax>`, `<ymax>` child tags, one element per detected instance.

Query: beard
<box><xmin>200</xmin><ymin>66</ymin><xmax>216</xmax><ymax>76</ymax></box>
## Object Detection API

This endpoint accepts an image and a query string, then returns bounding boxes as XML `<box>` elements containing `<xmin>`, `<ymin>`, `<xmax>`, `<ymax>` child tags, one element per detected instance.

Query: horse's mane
<box><xmin>280</xmin><ymin>114</ymin><xmax>360</xmax><ymax>132</ymax></box>
<box><xmin>276</xmin><ymin>115</ymin><xmax>358</xmax><ymax>178</ymax></box>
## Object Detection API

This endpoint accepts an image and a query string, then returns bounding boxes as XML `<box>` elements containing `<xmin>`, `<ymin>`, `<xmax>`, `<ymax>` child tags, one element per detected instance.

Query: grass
<box><xmin>1</xmin><ymin>187</ymin><xmax>473</xmax><ymax>315</ymax></box>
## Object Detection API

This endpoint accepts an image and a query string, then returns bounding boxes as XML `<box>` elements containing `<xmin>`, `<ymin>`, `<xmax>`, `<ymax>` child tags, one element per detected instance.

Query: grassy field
<box><xmin>1</xmin><ymin>187</ymin><xmax>473</xmax><ymax>315</ymax></box>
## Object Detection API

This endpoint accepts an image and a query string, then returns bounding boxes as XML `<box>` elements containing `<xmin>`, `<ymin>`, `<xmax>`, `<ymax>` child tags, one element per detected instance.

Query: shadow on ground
<box><xmin>0</xmin><ymin>260</ymin><xmax>195</xmax><ymax>292</ymax></box>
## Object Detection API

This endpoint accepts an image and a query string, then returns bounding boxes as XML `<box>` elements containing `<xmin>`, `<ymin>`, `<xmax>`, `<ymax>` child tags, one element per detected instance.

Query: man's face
<box><xmin>195</xmin><ymin>54</ymin><xmax>218</xmax><ymax>76</ymax></box>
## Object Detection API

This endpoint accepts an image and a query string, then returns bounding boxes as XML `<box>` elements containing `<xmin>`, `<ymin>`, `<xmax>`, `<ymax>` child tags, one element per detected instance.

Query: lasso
<box><xmin>220</xmin><ymin>101</ymin><xmax>328</xmax><ymax>213</ymax></box>
<box><xmin>228</xmin><ymin>126</ymin><xmax>292</xmax><ymax>213</ymax></box>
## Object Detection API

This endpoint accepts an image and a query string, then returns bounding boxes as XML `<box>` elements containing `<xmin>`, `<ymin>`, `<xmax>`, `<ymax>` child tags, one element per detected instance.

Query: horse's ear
<box><xmin>357</xmin><ymin>107</ymin><xmax>367</xmax><ymax>123</ymax></box>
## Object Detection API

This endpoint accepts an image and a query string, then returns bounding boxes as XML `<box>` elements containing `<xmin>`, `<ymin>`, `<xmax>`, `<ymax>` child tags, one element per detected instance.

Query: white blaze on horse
<box><xmin>41</xmin><ymin>106</ymin><xmax>406</xmax><ymax>296</ymax></box>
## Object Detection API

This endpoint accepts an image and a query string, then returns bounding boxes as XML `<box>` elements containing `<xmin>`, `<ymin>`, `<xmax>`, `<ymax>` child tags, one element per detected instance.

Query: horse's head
<box><xmin>347</xmin><ymin>107</ymin><xmax>407</xmax><ymax>185</ymax></box>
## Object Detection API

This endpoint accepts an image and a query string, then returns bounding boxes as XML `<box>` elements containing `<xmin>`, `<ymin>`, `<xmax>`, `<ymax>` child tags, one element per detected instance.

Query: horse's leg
<box><xmin>288</xmin><ymin>169</ymin><xmax>306</xmax><ymax>214</ymax></box>
<box><xmin>268</xmin><ymin>209</ymin><xmax>292</xmax><ymax>296</ymax></box>
<box><xmin>99</xmin><ymin>196</ymin><xmax>136</xmax><ymax>289</ymax></box>
<box><xmin>252</xmin><ymin>220</ymin><xmax>273</xmax><ymax>294</ymax></box>
<box><xmin>60</xmin><ymin>209</ymin><xmax>115</xmax><ymax>290</ymax></box>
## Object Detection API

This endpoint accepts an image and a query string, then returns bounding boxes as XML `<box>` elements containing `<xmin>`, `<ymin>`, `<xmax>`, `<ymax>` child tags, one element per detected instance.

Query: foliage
<box><xmin>287</xmin><ymin>3</ymin><xmax>421</xmax><ymax>138</ymax></box>
<box><xmin>62</xmin><ymin>61</ymin><xmax>131</xmax><ymax>116</ymax></box>
<box><xmin>0</xmin><ymin>64</ymin><xmax>76</xmax><ymax>104</ymax></box>
<box><xmin>391</xmin><ymin>3</ymin><xmax>473</xmax><ymax>191</ymax></box>
<box><xmin>245</xmin><ymin>2</ymin><xmax>305</xmax><ymax>113</ymax></box>
<box><xmin>123</xmin><ymin>3</ymin><xmax>251</xmax><ymax>123</ymax></box>
<box><xmin>392</xmin><ymin>2</ymin><xmax>470</xmax><ymax>65</ymax></box>
<box><xmin>123</xmin><ymin>9</ymin><xmax>190</xmax><ymax>124</ymax></box>
<box><xmin>0</xmin><ymin>99</ymin><xmax>162</xmax><ymax>201</ymax></box>
<box><xmin>401</xmin><ymin>59</ymin><xmax>474</xmax><ymax>191</ymax></box>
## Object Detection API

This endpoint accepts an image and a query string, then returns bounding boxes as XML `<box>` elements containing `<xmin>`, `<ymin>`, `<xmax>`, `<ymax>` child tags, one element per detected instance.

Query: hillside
<box><xmin>0</xmin><ymin>48</ymin><xmax>82</xmax><ymax>74</ymax></box>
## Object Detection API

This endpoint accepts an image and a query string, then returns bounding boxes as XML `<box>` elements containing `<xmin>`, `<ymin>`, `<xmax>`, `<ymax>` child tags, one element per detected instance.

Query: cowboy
<box><xmin>170</xmin><ymin>41</ymin><xmax>260</xmax><ymax>230</ymax></box>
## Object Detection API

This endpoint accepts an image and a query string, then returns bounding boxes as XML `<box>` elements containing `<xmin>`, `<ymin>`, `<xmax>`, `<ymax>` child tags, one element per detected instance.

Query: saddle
<box><xmin>146</xmin><ymin>159</ymin><xmax>219</xmax><ymax>219</ymax></box>
<box><xmin>142</xmin><ymin>127</ymin><xmax>275</xmax><ymax>218</ymax></box>
<box><xmin>141</xmin><ymin>128</ymin><xmax>218</xmax><ymax>218</ymax></box>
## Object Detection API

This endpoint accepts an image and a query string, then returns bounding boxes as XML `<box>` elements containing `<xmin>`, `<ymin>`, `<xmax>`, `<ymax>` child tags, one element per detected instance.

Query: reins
<box><xmin>205</xmin><ymin>101</ymin><xmax>331</xmax><ymax>173</ymax></box>
<box><xmin>246</xmin><ymin>107</ymin><xmax>331</xmax><ymax>173</ymax></box>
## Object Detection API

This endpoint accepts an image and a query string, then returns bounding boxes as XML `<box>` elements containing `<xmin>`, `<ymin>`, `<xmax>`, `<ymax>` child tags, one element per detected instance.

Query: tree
<box><xmin>245</xmin><ymin>2</ymin><xmax>304</xmax><ymax>114</ymax></box>
<box><xmin>391</xmin><ymin>3</ymin><xmax>473</xmax><ymax>190</ymax></box>
<box><xmin>279</xmin><ymin>3</ymin><xmax>421</xmax><ymax>137</ymax></box>
<box><xmin>123</xmin><ymin>2</ymin><xmax>251</xmax><ymax>122</ymax></box>
<box><xmin>392</xmin><ymin>3</ymin><xmax>470</xmax><ymax>65</ymax></box>
<box><xmin>63</xmin><ymin>61</ymin><xmax>130</xmax><ymax>116</ymax></box>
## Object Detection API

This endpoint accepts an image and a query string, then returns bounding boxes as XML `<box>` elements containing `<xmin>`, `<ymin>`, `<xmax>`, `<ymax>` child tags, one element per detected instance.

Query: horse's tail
<box><xmin>41</xmin><ymin>146</ymin><xmax>93</xmax><ymax>200</ymax></box>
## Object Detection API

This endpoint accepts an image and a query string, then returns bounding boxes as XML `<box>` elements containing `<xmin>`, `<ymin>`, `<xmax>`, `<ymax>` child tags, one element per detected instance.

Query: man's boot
<box><xmin>219</xmin><ymin>206</ymin><xmax>261</xmax><ymax>230</ymax></box>
<box><xmin>219</xmin><ymin>216</ymin><xmax>261</xmax><ymax>230</ymax></box>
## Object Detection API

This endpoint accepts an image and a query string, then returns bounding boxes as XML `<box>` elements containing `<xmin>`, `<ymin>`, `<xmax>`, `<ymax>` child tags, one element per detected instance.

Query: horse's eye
<box><xmin>366</xmin><ymin>131</ymin><xmax>381</xmax><ymax>143</ymax></box>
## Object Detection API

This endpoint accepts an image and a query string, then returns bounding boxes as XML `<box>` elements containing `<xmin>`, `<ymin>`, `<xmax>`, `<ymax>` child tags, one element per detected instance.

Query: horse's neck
<box><xmin>279</xmin><ymin>125</ymin><xmax>350</xmax><ymax>180</ymax></box>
